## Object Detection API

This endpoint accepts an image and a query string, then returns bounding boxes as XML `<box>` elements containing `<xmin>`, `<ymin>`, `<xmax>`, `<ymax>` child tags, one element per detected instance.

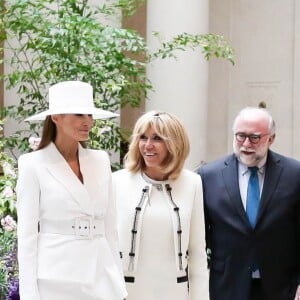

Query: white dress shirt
<box><xmin>238</xmin><ymin>157</ymin><xmax>267</xmax><ymax>278</ymax></box>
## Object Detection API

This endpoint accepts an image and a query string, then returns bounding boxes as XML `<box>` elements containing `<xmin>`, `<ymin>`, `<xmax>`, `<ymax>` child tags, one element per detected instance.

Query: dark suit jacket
<box><xmin>198</xmin><ymin>150</ymin><xmax>300</xmax><ymax>300</ymax></box>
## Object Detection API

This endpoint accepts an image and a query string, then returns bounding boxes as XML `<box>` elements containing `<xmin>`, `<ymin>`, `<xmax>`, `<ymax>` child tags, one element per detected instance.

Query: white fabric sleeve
<box><xmin>16</xmin><ymin>155</ymin><xmax>41</xmax><ymax>300</ymax></box>
<box><xmin>188</xmin><ymin>175</ymin><xmax>210</xmax><ymax>300</ymax></box>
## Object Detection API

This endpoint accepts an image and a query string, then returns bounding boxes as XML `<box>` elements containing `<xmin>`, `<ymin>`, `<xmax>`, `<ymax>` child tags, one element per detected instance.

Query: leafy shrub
<box><xmin>0</xmin><ymin>0</ymin><xmax>234</xmax><ymax>162</ymax></box>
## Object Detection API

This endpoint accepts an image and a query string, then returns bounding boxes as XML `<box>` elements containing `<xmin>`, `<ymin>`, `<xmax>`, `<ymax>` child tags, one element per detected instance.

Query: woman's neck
<box><xmin>54</xmin><ymin>141</ymin><xmax>83</xmax><ymax>183</ymax></box>
<box><xmin>54</xmin><ymin>140</ymin><xmax>78</xmax><ymax>162</ymax></box>
<box><xmin>143</xmin><ymin>169</ymin><xmax>168</xmax><ymax>181</ymax></box>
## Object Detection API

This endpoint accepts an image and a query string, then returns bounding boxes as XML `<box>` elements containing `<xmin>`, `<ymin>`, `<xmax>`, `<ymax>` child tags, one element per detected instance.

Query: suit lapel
<box><xmin>222</xmin><ymin>155</ymin><xmax>250</xmax><ymax>228</ymax></box>
<box><xmin>256</xmin><ymin>151</ymin><xmax>282</xmax><ymax>225</ymax></box>
<box><xmin>78</xmin><ymin>146</ymin><xmax>109</xmax><ymax>211</ymax></box>
<box><xmin>223</xmin><ymin>151</ymin><xmax>282</xmax><ymax>229</ymax></box>
<box><xmin>44</xmin><ymin>143</ymin><xmax>93</xmax><ymax>215</ymax></box>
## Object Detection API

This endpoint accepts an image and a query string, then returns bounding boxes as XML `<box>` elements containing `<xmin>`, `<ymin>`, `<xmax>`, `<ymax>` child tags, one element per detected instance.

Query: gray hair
<box><xmin>232</xmin><ymin>106</ymin><xmax>275</xmax><ymax>135</ymax></box>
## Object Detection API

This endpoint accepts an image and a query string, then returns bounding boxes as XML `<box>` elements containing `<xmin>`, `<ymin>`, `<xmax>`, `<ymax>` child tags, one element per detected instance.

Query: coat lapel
<box><xmin>78</xmin><ymin>146</ymin><xmax>109</xmax><ymax>215</ymax></box>
<box><xmin>222</xmin><ymin>151</ymin><xmax>283</xmax><ymax>229</ymax></box>
<box><xmin>256</xmin><ymin>150</ymin><xmax>282</xmax><ymax>226</ymax></box>
<box><xmin>222</xmin><ymin>155</ymin><xmax>251</xmax><ymax>228</ymax></box>
<box><xmin>44</xmin><ymin>143</ymin><xmax>94</xmax><ymax>215</ymax></box>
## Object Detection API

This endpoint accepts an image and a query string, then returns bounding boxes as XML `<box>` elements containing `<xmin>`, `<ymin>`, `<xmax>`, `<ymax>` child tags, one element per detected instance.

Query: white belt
<box><xmin>39</xmin><ymin>217</ymin><xmax>105</xmax><ymax>239</ymax></box>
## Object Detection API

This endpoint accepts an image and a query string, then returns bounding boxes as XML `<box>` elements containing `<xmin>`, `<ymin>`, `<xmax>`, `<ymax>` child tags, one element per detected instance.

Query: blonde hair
<box><xmin>124</xmin><ymin>111</ymin><xmax>190</xmax><ymax>179</ymax></box>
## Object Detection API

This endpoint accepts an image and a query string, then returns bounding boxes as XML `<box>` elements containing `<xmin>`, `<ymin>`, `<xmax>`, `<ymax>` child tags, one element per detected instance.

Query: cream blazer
<box><xmin>112</xmin><ymin>169</ymin><xmax>209</xmax><ymax>300</ymax></box>
<box><xmin>16</xmin><ymin>143</ymin><xmax>127</xmax><ymax>300</ymax></box>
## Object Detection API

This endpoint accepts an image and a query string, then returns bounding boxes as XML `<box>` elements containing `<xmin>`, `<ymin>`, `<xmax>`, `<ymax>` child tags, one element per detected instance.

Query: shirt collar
<box><xmin>240</xmin><ymin>155</ymin><xmax>267</xmax><ymax>176</ymax></box>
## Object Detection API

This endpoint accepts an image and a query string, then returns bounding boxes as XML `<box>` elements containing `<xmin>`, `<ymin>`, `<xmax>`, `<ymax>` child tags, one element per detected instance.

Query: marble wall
<box><xmin>207</xmin><ymin>0</ymin><xmax>300</xmax><ymax>163</ymax></box>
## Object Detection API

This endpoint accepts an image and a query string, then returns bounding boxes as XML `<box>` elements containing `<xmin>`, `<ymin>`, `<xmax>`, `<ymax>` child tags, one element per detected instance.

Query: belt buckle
<box><xmin>75</xmin><ymin>217</ymin><xmax>94</xmax><ymax>239</ymax></box>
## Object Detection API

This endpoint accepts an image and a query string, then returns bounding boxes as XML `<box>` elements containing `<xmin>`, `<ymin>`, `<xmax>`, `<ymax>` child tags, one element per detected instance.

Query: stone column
<box><xmin>293</xmin><ymin>0</ymin><xmax>300</xmax><ymax>159</ymax></box>
<box><xmin>146</xmin><ymin>0</ymin><xmax>209</xmax><ymax>170</ymax></box>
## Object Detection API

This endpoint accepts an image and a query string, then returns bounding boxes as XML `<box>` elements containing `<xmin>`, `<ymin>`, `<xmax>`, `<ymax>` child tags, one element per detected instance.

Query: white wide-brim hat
<box><xmin>25</xmin><ymin>81</ymin><xmax>119</xmax><ymax>121</ymax></box>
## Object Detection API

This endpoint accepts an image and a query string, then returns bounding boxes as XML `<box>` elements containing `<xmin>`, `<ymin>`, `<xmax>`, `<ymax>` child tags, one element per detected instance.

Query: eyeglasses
<box><xmin>235</xmin><ymin>132</ymin><xmax>270</xmax><ymax>144</ymax></box>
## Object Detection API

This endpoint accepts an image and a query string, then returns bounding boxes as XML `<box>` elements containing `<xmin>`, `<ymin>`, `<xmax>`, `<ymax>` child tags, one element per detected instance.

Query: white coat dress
<box><xmin>16</xmin><ymin>143</ymin><xmax>127</xmax><ymax>300</ymax></box>
<box><xmin>112</xmin><ymin>169</ymin><xmax>209</xmax><ymax>300</ymax></box>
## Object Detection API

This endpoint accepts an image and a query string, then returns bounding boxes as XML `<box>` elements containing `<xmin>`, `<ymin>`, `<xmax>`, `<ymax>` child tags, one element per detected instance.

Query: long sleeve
<box><xmin>102</xmin><ymin>153</ymin><xmax>124</xmax><ymax>277</ymax></box>
<box><xmin>16</xmin><ymin>155</ymin><xmax>41</xmax><ymax>300</ymax></box>
<box><xmin>188</xmin><ymin>176</ymin><xmax>209</xmax><ymax>300</ymax></box>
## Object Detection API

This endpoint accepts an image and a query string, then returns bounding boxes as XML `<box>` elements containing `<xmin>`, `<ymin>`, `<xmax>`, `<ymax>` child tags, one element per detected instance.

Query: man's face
<box><xmin>233</xmin><ymin>114</ymin><xmax>274</xmax><ymax>167</ymax></box>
